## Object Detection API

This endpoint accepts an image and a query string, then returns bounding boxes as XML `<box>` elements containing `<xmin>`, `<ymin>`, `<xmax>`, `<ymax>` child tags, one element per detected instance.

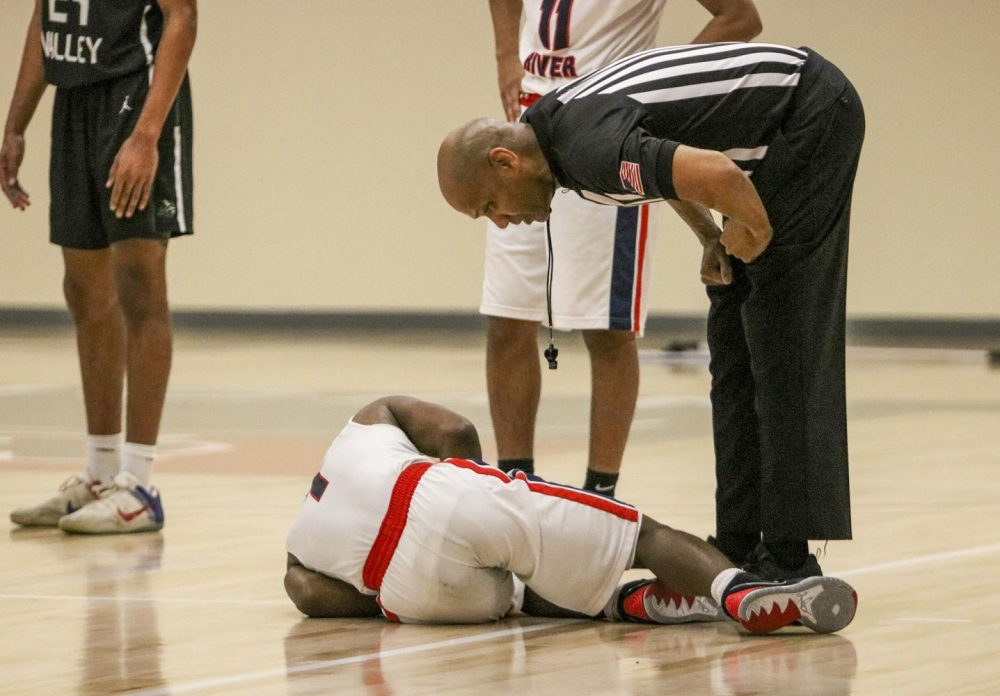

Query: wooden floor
<box><xmin>1</xmin><ymin>326</ymin><xmax>998</xmax><ymax>695</ymax></box>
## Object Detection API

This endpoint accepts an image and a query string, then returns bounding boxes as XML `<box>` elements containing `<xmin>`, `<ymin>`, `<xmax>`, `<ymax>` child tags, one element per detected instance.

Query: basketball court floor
<box><xmin>1</xmin><ymin>325</ymin><xmax>998</xmax><ymax>694</ymax></box>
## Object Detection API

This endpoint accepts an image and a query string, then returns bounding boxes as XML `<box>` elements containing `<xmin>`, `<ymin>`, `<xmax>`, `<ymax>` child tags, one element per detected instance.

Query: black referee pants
<box><xmin>707</xmin><ymin>49</ymin><xmax>865</xmax><ymax>546</ymax></box>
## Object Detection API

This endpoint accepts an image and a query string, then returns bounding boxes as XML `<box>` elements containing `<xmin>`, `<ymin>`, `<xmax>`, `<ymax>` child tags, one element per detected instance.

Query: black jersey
<box><xmin>522</xmin><ymin>43</ymin><xmax>809</xmax><ymax>206</ymax></box>
<box><xmin>41</xmin><ymin>0</ymin><xmax>163</xmax><ymax>88</ymax></box>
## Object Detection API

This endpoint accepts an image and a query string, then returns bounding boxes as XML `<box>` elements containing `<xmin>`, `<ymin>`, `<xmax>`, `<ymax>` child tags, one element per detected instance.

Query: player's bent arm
<box><xmin>353</xmin><ymin>396</ymin><xmax>483</xmax><ymax>461</ymax></box>
<box><xmin>691</xmin><ymin>0</ymin><xmax>762</xmax><ymax>43</ymax></box>
<box><xmin>285</xmin><ymin>554</ymin><xmax>380</xmax><ymax>618</ymax></box>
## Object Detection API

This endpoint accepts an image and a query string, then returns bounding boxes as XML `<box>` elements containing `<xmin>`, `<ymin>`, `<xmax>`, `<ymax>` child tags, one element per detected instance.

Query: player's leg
<box><xmin>9</xmin><ymin>88</ymin><xmax>126</xmax><ymax>527</ymax></box>
<box><xmin>582</xmin><ymin>329</ymin><xmax>638</xmax><ymax>488</ymax></box>
<box><xmin>480</xmin><ymin>211</ymin><xmax>551</xmax><ymax>474</ymax></box>
<box><xmin>625</xmin><ymin>516</ymin><xmax>857</xmax><ymax>634</ymax></box>
<box><xmin>113</xmin><ymin>238</ymin><xmax>171</xmax><ymax>456</ymax></box>
<box><xmin>62</xmin><ymin>248</ymin><xmax>127</xmax><ymax>444</ymax></box>
<box><xmin>551</xmin><ymin>202</ymin><xmax>653</xmax><ymax>496</ymax></box>
<box><xmin>486</xmin><ymin>315</ymin><xmax>541</xmax><ymax>470</ymax></box>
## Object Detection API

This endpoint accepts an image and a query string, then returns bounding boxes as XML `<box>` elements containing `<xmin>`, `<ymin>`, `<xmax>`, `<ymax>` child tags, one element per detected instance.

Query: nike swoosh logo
<box><xmin>593</xmin><ymin>484</ymin><xmax>615</xmax><ymax>493</ymax></box>
<box><xmin>118</xmin><ymin>505</ymin><xmax>150</xmax><ymax>522</ymax></box>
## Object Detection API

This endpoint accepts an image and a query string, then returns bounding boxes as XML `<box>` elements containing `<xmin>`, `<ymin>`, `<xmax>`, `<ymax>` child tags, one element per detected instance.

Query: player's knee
<box><xmin>284</xmin><ymin>567</ymin><xmax>324</xmax><ymax>618</ymax></box>
<box><xmin>487</xmin><ymin>316</ymin><xmax>539</xmax><ymax>347</ymax></box>
<box><xmin>582</xmin><ymin>329</ymin><xmax>635</xmax><ymax>355</ymax></box>
<box><xmin>633</xmin><ymin>516</ymin><xmax>673</xmax><ymax>568</ymax></box>
<box><xmin>114</xmin><ymin>264</ymin><xmax>168</xmax><ymax>322</ymax></box>
<box><xmin>62</xmin><ymin>274</ymin><xmax>117</xmax><ymax>322</ymax></box>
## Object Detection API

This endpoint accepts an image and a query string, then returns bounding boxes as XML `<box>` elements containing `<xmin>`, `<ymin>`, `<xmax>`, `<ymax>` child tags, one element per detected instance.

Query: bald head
<box><xmin>437</xmin><ymin>118</ymin><xmax>518</xmax><ymax>209</ymax></box>
<box><xmin>437</xmin><ymin>118</ymin><xmax>555</xmax><ymax>227</ymax></box>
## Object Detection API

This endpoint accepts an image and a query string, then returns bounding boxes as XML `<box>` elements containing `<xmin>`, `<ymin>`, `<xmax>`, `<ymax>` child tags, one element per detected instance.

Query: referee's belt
<box><xmin>519</xmin><ymin>91</ymin><xmax>542</xmax><ymax>108</ymax></box>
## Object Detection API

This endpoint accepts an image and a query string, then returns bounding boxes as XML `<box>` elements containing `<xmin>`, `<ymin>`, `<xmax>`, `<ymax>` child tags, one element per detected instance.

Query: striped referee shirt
<box><xmin>521</xmin><ymin>43</ymin><xmax>809</xmax><ymax>206</ymax></box>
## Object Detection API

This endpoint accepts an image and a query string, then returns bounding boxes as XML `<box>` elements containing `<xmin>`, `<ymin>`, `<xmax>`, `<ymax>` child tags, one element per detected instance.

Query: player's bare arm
<box><xmin>691</xmin><ymin>0</ymin><xmax>762</xmax><ymax>43</ymax></box>
<box><xmin>671</xmin><ymin>144</ymin><xmax>773</xmax><ymax>262</ymax></box>
<box><xmin>488</xmin><ymin>0</ymin><xmax>524</xmax><ymax>123</ymax></box>
<box><xmin>1</xmin><ymin>0</ymin><xmax>47</xmax><ymax>211</ymax></box>
<box><xmin>353</xmin><ymin>396</ymin><xmax>483</xmax><ymax>461</ymax></box>
<box><xmin>285</xmin><ymin>553</ymin><xmax>381</xmax><ymax>618</ymax></box>
<box><xmin>668</xmin><ymin>200</ymin><xmax>733</xmax><ymax>286</ymax></box>
<box><xmin>106</xmin><ymin>0</ymin><xmax>197</xmax><ymax>220</ymax></box>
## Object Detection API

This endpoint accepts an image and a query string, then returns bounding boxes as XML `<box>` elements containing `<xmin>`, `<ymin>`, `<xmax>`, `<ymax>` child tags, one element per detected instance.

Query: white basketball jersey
<box><xmin>519</xmin><ymin>0</ymin><xmax>668</xmax><ymax>95</ymax></box>
<box><xmin>285</xmin><ymin>421</ymin><xmax>432</xmax><ymax>593</ymax></box>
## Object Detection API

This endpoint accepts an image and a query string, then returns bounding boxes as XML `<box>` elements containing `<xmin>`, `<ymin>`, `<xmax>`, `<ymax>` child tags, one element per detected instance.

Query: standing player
<box><xmin>3</xmin><ymin>0</ymin><xmax>197</xmax><ymax>534</ymax></box>
<box><xmin>483</xmin><ymin>0</ymin><xmax>762</xmax><ymax>497</ymax></box>
<box><xmin>284</xmin><ymin>395</ymin><xmax>858</xmax><ymax>635</ymax></box>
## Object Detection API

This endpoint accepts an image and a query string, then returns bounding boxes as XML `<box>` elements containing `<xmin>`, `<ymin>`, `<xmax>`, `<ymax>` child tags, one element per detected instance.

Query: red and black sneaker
<box><xmin>723</xmin><ymin>576</ymin><xmax>858</xmax><ymax>634</ymax></box>
<box><xmin>612</xmin><ymin>579</ymin><xmax>724</xmax><ymax>624</ymax></box>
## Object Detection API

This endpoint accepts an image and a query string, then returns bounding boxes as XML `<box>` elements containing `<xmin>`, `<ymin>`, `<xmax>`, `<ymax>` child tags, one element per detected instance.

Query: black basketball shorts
<box><xmin>49</xmin><ymin>68</ymin><xmax>194</xmax><ymax>249</ymax></box>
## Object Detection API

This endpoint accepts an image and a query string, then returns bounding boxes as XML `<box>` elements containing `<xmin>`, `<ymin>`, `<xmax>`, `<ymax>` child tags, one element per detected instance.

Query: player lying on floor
<box><xmin>284</xmin><ymin>396</ymin><xmax>856</xmax><ymax>633</ymax></box>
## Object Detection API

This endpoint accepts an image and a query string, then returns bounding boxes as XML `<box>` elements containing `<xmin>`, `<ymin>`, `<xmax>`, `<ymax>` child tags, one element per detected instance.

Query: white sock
<box><xmin>85</xmin><ymin>433</ymin><xmax>123</xmax><ymax>482</ymax></box>
<box><xmin>122</xmin><ymin>442</ymin><xmax>156</xmax><ymax>487</ymax></box>
<box><xmin>710</xmin><ymin>568</ymin><xmax>743</xmax><ymax>606</ymax></box>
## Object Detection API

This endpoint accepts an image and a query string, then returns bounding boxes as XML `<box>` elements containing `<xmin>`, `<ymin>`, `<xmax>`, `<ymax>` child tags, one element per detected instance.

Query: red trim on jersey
<box><xmin>632</xmin><ymin>205</ymin><xmax>650</xmax><ymax>331</ymax></box>
<box><xmin>362</xmin><ymin>461</ymin><xmax>433</xmax><ymax>591</ymax></box>
<box><xmin>511</xmin><ymin>471</ymin><xmax>639</xmax><ymax>522</ymax></box>
<box><xmin>376</xmin><ymin>596</ymin><xmax>400</xmax><ymax>623</ymax></box>
<box><xmin>442</xmin><ymin>457</ymin><xmax>512</xmax><ymax>482</ymax></box>
<box><xmin>519</xmin><ymin>91</ymin><xmax>543</xmax><ymax>108</ymax></box>
<box><xmin>443</xmin><ymin>458</ymin><xmax>637</xmax><ymax>521</ymax></box>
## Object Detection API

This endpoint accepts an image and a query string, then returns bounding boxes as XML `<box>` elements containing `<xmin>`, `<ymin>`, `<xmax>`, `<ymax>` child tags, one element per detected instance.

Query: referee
<box><xmin>3</xmin><ymin>0</ymin><xmax>196</xmax><ymax>534</ymax></box>
<box><xmin>438</xmin><ymin>42</ymin><xmax>864</xmax><ymax>580</ymax></box>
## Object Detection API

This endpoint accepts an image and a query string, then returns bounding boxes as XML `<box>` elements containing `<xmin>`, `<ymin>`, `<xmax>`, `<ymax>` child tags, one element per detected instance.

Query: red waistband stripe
<box><xmin>512</xmin><ymin>471</ymin><xmax>639</xmax><ymax>522</ymax></box>
<box><xmin>519</xmin><ymin>91</ymin><xmax>542</xmax><ymax>108</ymax></box>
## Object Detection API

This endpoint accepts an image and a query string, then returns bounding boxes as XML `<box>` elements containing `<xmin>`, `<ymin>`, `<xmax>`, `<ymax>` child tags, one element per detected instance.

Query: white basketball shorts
<box><xmin>480</xmin><ymin>188</ymin><xmax>655</xmax><ymax>334</ymax></box>
<box><xmin>363</xmin><ymin>459</ymin><xmax>641</xmax><ymax>624</ymax></box>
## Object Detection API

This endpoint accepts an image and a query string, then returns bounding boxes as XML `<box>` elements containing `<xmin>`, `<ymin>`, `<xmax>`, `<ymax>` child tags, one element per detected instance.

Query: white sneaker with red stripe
<box><xmin>609</xmin><ymin>579</ymin><xmax>724</xmax><ymax>624</ymax></box>
<box><xmin>723</xmin><ymin>576</ymin><xmax>858</xmax><ymax>634</ymax></box>
<box><xmin>9</xmin><ymin>474</ymin><xmax>104</xmax><ymax>527</ymax></box>
<box><xmin>58</xmin><ymin>471</ymin><xmax>164</xmax><ymax>535</ymax></box>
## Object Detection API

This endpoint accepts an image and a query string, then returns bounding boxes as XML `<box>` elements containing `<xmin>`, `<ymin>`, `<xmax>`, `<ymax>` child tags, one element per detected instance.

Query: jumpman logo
<box><xmin>119</xmin><ymin>95</ymin><xmax>133</xmax><ymax>115</ymax></box>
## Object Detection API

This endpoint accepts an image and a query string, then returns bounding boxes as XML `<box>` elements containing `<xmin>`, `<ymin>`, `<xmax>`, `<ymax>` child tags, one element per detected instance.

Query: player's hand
<box><xmin>701</xmin><ymin>238</ymin><xmax>733</xmax><ymax>285</ymax></box>
<box><xmin>497</xmin><ymin>54</ymin><xmax>525</xmax><ymax>123</ymax></box>
<box><xmin>720</xmin><ymin>217</ymin><xmax>773</xmax><ymax>263</ymax></box>
<box><xmin>1</xmin><ymin>132</ymin><xmax>31</xmax><ymax>211</ymax></box>
<box><xmin>106</xmin><ymin>132</ymin><xmax>158</xmax><ymax>219</ymax></box>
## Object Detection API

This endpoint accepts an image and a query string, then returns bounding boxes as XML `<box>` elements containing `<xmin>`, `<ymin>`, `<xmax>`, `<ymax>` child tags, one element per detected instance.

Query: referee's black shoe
<box><xmin>742</xmin><ymin>542</ymin><xmax>823</xmax><ymax>582</ymax></box>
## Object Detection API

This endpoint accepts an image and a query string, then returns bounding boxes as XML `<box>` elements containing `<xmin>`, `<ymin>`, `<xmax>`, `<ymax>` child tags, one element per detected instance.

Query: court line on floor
<box><xmin>0</xmin><ymin>593</ymin><xmax>287</xmax><ymax>606</ymax></box>
<box><xmin>127</xmin><ymin>620</ymin><xmax>585</xmax><ymax>696</ymax></box>
<box><xmin>834</xmin><ymin>542</ymin><xmax>1000</xmax><ymax>578</ymax></box>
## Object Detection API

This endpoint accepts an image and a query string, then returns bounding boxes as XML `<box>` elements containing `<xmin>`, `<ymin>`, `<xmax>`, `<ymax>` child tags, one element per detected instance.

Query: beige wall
<box><xmin>1</xmin><ymin>0</ymin><xmax>998</xmax><ymax>318</ymax></box>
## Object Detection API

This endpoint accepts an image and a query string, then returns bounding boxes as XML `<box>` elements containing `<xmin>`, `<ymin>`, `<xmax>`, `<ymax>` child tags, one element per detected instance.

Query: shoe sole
<box><xmin>59</xmin><ymin>521</ymin><xmax>163</xmax><ymax>535</ymax></box>
<box><xmin>10</xmin><ymin>515</ymin><xmax>61</xmax><ymax>527</ymax></box>
<box><xmin>646</xmin><ymin>594</ymin><xmax>724</xmax><ymax>623</ymax></box>
<box><xmin>738</xmin><ymin>576</ymin><xmax>857</xmax><ymax>634</ymax></box>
